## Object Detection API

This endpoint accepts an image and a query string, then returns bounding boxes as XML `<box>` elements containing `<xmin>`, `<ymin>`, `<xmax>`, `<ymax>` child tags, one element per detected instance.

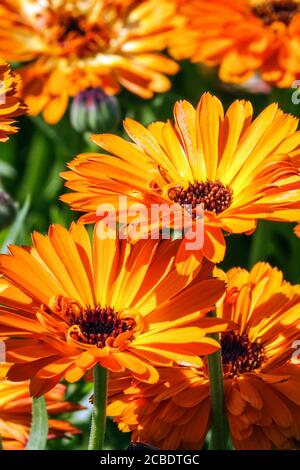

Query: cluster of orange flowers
<box><xmin>171</xmin><ymin>0</ymin><xmax>300</xmax><ymax>88</ymax></box>
<box><xmin>2</xmin><ymin>0</ymin><xmax>300</xmax><ymax>125</ymax></box>
<box><xmin>0</xmin><ymin>0</ymin><xmax>299</xmax><ymax>451</ymax></box>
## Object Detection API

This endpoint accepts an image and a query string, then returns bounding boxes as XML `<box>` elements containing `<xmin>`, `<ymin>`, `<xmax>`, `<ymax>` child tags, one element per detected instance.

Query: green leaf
<box><xmin>0</xmin><ymin>196</ymin><xmax>30</xmax><ymax>252</ymax></box>
<box><xmin>43</xmin><ymin>160</ymin><xmax>64</xmax><ymax>201</ymax></box>
<box><xmin>49</xmin><ymin>205</ymin><xmax>71</xmax><ymax>227</ymax></box>
<box><xmin>30</xmin><ymin>116</ymin><xmax>69</xmax><ymax>155</ymax></box>
<box><xmin>25</xmin><ymin>396</ymin><xmax>49</xmax><ymax>451</ymax></box>
<box><xmin>248</xmin><ymin>221</ymin><xmax>300</xmax><ymax>283</ymax></box>
<box><xmin>17</xmin><ymin>131</ymin><xmax>51</xmax><ymax>203</ymax></box>
<box><xmin>0</xmin><ymin>160</ymin><xmax>16</xmax><ymax>179</ymax></box>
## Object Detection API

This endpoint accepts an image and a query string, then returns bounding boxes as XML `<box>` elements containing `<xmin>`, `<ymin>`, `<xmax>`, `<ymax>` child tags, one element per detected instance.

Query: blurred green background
<box><xmin>1</xmin><ymin>62</ymin><xmax>299</xmax><ymax>450</ymax></box>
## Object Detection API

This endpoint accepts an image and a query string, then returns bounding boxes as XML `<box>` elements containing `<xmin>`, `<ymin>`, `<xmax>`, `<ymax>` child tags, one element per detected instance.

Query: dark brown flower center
<box><xmin>38</xmin><ymin>9</ymin><xmax>113</xmax><ymax>56</ymax></box>
<box><xmin>58</xmin><ymin>16</ymin><xmax>85</xmax><ymax>41</ymax></box>
<box><xmin>252</xmin><ymin>1</ymin><xmax>300</xmax><ymax>26</ymax></box>
<box><xmin>221</xmin><ymin>331</ymin><xmax>265</xmax><ymax>377</ymax></box>
<box><xmin>169</xmin><ymin>180</ymin><xmax>233</xmax><ymax>217</ymax></box>
<box><xmin>69</xmin><ymin>306</ymin><xmax>136</xmax><ymax>348</ymax></box>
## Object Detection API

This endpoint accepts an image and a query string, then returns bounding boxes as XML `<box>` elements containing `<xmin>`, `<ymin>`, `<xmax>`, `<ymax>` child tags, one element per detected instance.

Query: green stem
<box><xmin>88</xmin><ymin>364</ymin><xmax>108</xmax><ymax>450</ymax></box>
<box><xmin>0</xmin><ymin>433</ymin><xmax>3</xmax><ymax>450</ymax></box>
<box><xmin>25</xmin><ymin>396</ymin><xmax>48</xmax><ymax>450</ymax></box>
<box><xmin>29</xmin><ymin>116</ymin><xmax>70</xmax><ymax>156</ymax></box>
<box><xmin>248</xmin><ymin>220</ymin><xmax>268</xmax><ymax>268</ymax></box>
<box><xmin>207</xmin><ymin>316</ymin><xmax>228</xmax><ymax>450</ymax></box>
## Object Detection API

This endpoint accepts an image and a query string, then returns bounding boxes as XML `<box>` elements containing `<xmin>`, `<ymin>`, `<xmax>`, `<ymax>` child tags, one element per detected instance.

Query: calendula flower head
<box><xmin>292</xmin><ymin>155</ymin><xmax>300</xmax><ymax>237</ymax></box>
<box><xmin>0</xmin><ymin>374</ymin><xmax>81</xmax><ymax>450</ymax></box>
<box><xmin>0</xmin><ymin>0</ymin><xmax>181</xmax><ymax>124</ymax></box>
<box><xmin>0</xmin><ymin>222</ymin><xmax>232</xmax><ymax>396</ymax></box>
<box><xmin>61</xmin><ymin>92</ymin><xmax>300</xmax><ymax>274</ymax></box>
<box><xmin>170</xmin><ymin>0</ymin><xmax>300</xmax><ymax>87</ymax></box>
<box><xmin>0</xmin><ymin>59</ymin><xmax>26</xmax><ymax>141</ymax></box>
<box><xmin>294</xmin><ymin>223</ymin><xmax>300</xmax><ymax>237</ymax></box>
<box><xmin>108</xmin><ymin>262</ymin><xmax>300</xmax><ymax>450</ymax></box>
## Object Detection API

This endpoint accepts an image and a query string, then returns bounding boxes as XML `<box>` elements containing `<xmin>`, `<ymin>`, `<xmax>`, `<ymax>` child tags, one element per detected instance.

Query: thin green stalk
<box><xmin>29</xmin><ymin>116</ymin><xmax>69</xmax><ymax>156</ymax></box>
<box><xmin>17</xmin><ymin>131</ymin><xmax>50</xmax><ymax>203</ymax></box>
<box><xmin>0</xmin><ymin>433</ymin><xmax>3</xmax><ymax>450</ymax></box>
<box><xmin>208</xmin><ymin>313</ymin><xmax>228</xmax><ymax>450</ymax></box>
<box><xmin>248</xmin><ymin>220</ymin><xmax>268</xmax><ymax>268</ymax></box>
<box><xmin>88</xmin><ymin>364</ymin><xmax>108</xmax><ymax>450</ymax></box>
<box><xmin>25</xmin><ymin>396</ymin><xmax>48</xmax><ymax>450</ymax></box>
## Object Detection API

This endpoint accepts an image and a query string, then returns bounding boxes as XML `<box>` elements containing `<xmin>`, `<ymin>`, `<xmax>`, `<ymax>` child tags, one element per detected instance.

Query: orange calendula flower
<box><xmin>170</xmin><ymin>0</ymin><xmax>300</xmax><ymax>87</ymax></box>
<box><xmin>61</xmin><ymin>93</ymin><xmax>300</xmax><ymax>273</ymax></box>
<box><xmin>0</xmin><ymin>378</ymin><xmax>81</xmax><ymax>450</ymax></box>
<box><xmin>0</xmin><ymin>0</ymin><xmax>180</xmax><ymax>124</ymax></box>
<box><xmin>0</xmin><ymin>222</ymin><xmax>231</xmax><ymax>396</ymax></box>
<box><xmin>0</xmin><ymin>59</ymin><xmax>26</xmax><ymax>142</ymax></box>
<box><xmin>108</xmin><ymin>262</ymin><xmax>300</xmax><ymax>450</ymax></box>
<box><xmin>292</xmin><ymin>153</ymin><xmax>300</xmax><ymax>237</ymax></box>
<box><xmin>294</xmin><ymin>223</ymin><xmax>300</xmax><ymax>237</ymax></box>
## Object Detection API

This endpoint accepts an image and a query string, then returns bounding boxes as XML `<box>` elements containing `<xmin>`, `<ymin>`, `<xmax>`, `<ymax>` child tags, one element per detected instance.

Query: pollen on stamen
<box><xmin>221</xmin><ymin>331</ymin><xmax>265</xmax><ymax>378</ymax></box>
<box><xmin>169</xmin><ymin>179</ymin><xmax>233</xmax><ymax>217</ymax></box>
<box><xmin>69</xmin><ymin>306</ymin><xmax>136</xmax><ymax>348</ymax></box>
<box><xmin>252</xmin><ymin>1</ymin><xmax>300</xmax><ymax>26</ymax></box>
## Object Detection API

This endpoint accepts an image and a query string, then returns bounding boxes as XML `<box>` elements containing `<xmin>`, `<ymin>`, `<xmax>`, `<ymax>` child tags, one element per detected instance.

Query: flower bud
<box><xmin>0</xmin><ymin>191</ymin><xmax>17</xmax><ymax>230</ymax></box>
<box><xmin>70</xmin><ymin>88</ymin><xmax>121</xmax><ymax>134</ymax></box>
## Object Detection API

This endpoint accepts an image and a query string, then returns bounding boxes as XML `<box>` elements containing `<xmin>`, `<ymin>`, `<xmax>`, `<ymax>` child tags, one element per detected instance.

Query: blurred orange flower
<box><xmin>108</xmin><ymin>262</ymin><xmax>300</xmax><ymax>450</ymax></box>
<box><xmin>0</xmin><ymin>0</ymin><xmax>180</xmax><ymax>124</ymax></box>
<box><xmin>170</xmin><ymin>0</ymin><xmax>300</xmax><ymax>87</ymax></box>
<box><xmin>61</xmin><ymin>93</ymin><xmax>300</xmax><ymax>274</ymax></box>
<box><xmin>0</xmin><ymin>222</ymin><xmax>232</xmax><ymax>396</ymax></box>
<box><xmin>0</xmin><ymin>378</ymin><xmax>81</xmax><ymax>450</ymax></box>
<box><xmin>0</xmin><ymin>59</ymin><xmax>26</xmax><ymax>142</ymax></box>
<box><xmin>294</xmin><ymin>223</ymin><xmax>300</xmax><ymax>237</ymax></box>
